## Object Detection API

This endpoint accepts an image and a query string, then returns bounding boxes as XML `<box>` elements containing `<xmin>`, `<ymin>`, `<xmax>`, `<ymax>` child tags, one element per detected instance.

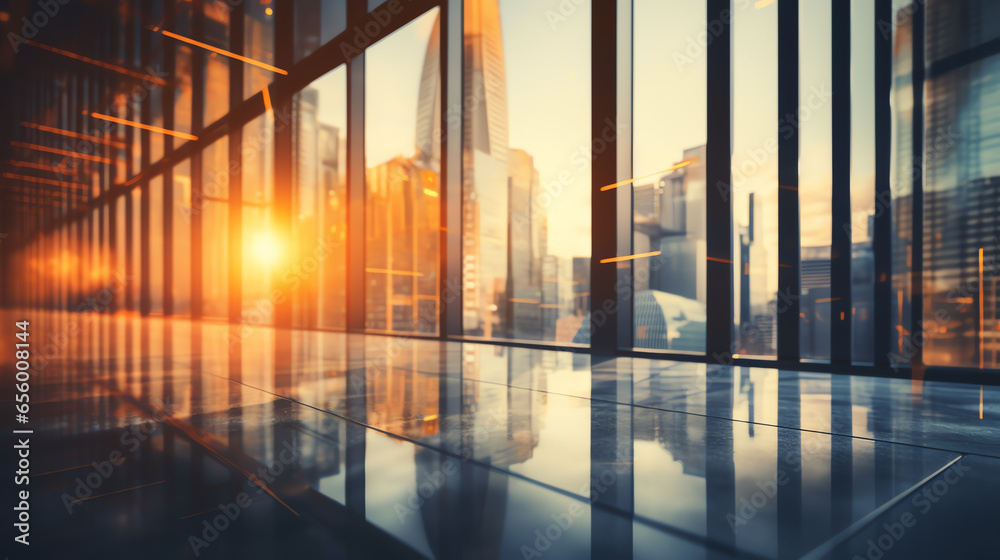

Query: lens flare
<box><xmin>251</xmin><ymin>232</ymin><xmax>282</xmax><ymax>267</ymax></box>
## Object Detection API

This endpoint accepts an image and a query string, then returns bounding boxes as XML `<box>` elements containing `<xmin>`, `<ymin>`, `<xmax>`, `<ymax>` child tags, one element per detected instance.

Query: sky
<box><xmin>362</xmin><ymin>0</ymin><xmax>880</xmax><ymax>276</ymax></box>
<box><xmin>364</xmin><ymin>2</ymin><xmax>593</xmax><ymax>259</ymax></box>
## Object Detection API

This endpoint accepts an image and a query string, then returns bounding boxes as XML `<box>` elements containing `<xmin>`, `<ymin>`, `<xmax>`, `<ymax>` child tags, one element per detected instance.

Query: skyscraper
<box><xmin>415</xmin><ymin>1</ymin><xmax>549</xmax><ymax>339</ymax></box>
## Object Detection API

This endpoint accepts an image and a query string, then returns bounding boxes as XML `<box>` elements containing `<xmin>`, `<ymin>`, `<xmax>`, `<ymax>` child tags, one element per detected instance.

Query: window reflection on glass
<box><xmin>202</xmin><ymin>137</ymin><xmax>229</xmax><ymax>319</ymax></box>
<box><xmin>799</xmin><ymin>0</ymin><xmax>832</xmax><ymax>360</ymax></box>
<box><xmin>851</xmin><ymin>0</ymin><xmax>876</xmax><ymax>363</ymax></box>
<box><xmin>116</xmin><ymin>196</ymin><xmax>126</xmax><ymax>306</ymax></box>
<box><xmin>203</xmin><ymin>0</ymin><xmax>230</xmax><ymax>126</ymax></box>
<box><xmin>61</xmin><ymin>227</ymin><xmax>70</xmax><ymax>308</ymax></box>
<box><xmin>114</xmin><ymin>115</ymin><xmax>126</xmax><ymax>182</ymax></box>
<box><xmin>130</xmin><ymin>96</ymin><xmax>141</xmax><ymax>175</ymax></box>
<box><xmin>461</xmin><ymin>0</ymin><xmax>591</xmax><ymax>343</ymax></box>
<box><xmin>733</xmin><ymin>0</ymin><xmax>778</xmax><ymax>357</ymax></box>
<box><xmin>131</xmin><ymin>0</ymin><xmax>141</xmax><ymax>67</ymax></box>
<box><xmin>242</xmin><ymin>114</ymin><xmax>275</xmax><ymax>324</ymax></box>
<box><xmin>174</xmin><ymin>1</ymin><xmax>192</xmax><ymax>135</ymax></box>
<box><xmin>294</xmin><ymin>0</ymin><xmax>346</xmax><ymax>63</ymax></box>
<box><xmin>174</xmin><ymin>160</ymin><xmax>192</xmax><ymax>316</ymax></box>
<box><xmin>244</xmin><ymin>0</ymin><xmax>276</xmax><ymax>100</ymax></box>
<box><xmin>151</xmin><ymin>86</ymin><xmax>164</xmax><ymax>163</ymax></box>
<box><xmin>90</xmin><ymin>209</ymin><xmax>99</xmax><ymax>296</ymax></box>
<box><xmin>150</xmin><ymin>176</ymin><xmax>164</xmax><ymax>314</ymax></box>
<box><xmin>922</xmin><ymin>51</ymin><xmax>1000</xmax><ymax>367</ymax></box>
<box><xmin>102</xmin><ymin>206</ymin><xmax>110</xmax><ymax>292</ymax></box>
<box><xmin>131</xmin><ymin>187</ymin><xmax>142</xmax><ymax>311</ymax></box>
<box><xmin>925</xmin><ymin>0</ymin><xmax>1000</xmax><ymax>64</ymax></box>
<box><xmin>174</xmin><ymin>44</ymin><xmax>193</xmax><ymax>136</ymax></box>
<box><xmin>292</xmin><ymin>67</ymin><xmax>348</xmax><ymax>329</ymax></box>
<box><xmin>632</xmin><ymin>0</ymin><xmax>706</xmax><ymax>352</ymax></box>
<box><xmin>149</xmin><ymin>1</ymin><xmax>165</xmax><ymax>163</ymax></box>
<box><xmin>365</xmin><ymin>9</ymin><xmax>440</xmax><ymax>334</ymax></box>
<box><xmin>890</xmin><ymin>0</ymin><xmax>913</xmax><ymax>362</ymax></box>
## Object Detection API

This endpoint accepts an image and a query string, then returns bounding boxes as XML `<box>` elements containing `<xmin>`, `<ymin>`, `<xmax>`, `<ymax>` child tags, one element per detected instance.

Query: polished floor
<box><xmin>2</xmin><ymin>311</ymin><xmax>998</xmax><ymax>559</ymax></box>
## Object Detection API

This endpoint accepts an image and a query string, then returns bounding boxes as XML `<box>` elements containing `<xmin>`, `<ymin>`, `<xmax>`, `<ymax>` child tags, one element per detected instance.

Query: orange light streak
<box><xmin>11</xmin><ymin>141</ymin><xmax>111</xmax><ymax>164</ymax></box>
<box><xmin>6</xmin><ymin>160</ymin><xmax>64</xmax><ymax>173</ymax></box>
<box><xmin>2</xmin><ymin>172</ymin><xmax>90</xmax><ymax>191</ymax></box>
<box><xmin>0</xmin><ymin>195</ymin><xmax>60</xmax><ymax>206</ymax></box>
<box><xmin>21</xmin><ymin>121</ymin><xmax>125</xmax><ymax>149</ymax></box>
<box><xmin>155</xmin><ymin>28</ymin><xmax>288</xmax><ymax>75</ymax></box>
<box><xmin>71</xmin><ymin>481</ymin><xmax>166</xmax><ymax>503</ymax></box>
<box><xmin>600</xmin><ymin>159</ymin><xmax>694</xmax><ymax>191</ymax></box>
<box><xmin>5</xmin><ymin>185</ymin><xmax>83</xmax><ymax>199</ymax></box>
<box><xmin>366</xmin><ymin>268</ymin><xmax>424</xmax><ymax>277</ymax></box>
<box><xmin>24</xmin><ymin>39</ymin><xmax>167</xmax><ymax>85</ymax></box>
<box><xmin>600</xmin><ymin>250</ymin><xmax>661</xmax><ymax>264</ymax></box>
<box><xmin>89</xmin><ymin>113</ymin><xmax>199</xmax><ymax>141</ymax></box>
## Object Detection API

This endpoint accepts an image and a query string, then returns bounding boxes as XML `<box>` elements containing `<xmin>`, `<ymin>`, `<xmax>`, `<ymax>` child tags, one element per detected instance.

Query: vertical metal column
<box><xmin>228</xmin><ymin>1</ymin><xmax>245</xmax><ymax>324</ymax></box>
<box><xmin>872</xmin><ymin>0</ymin><xmax>892</xmax><ymax>367</ymax></box>
<box><xmin>163</xmin><ymin>0</ymin><xmax>176</xmax><ymax>317</ymax></box>
<box><xmin>346</xmin><ymin>1</ymin><xmax>367</xmax><ymax>333</ymax></box>
<box><xmin>909</xmin><ymin>2</ymin><xmax>926</xmax><ymax>376</ymax></box>
<box><xmin>831</xmin><ymin>0</ymin><xmax>853</xmax><ymax>363</ymax></box>
<box><xmin>139</xmin><ymin>1</ymin><xmax>151</xmax><ymax>316</ymax></box>
<box><xmin>706</xmin><ymin>0</ymin><xmax>734</xmax><ymax>364</ymax></box>
<box><xmin>590</xmin><ymin>0</ymin><xmax>619</xmax><ymax>359</ymax></box>
<box><xmin>273</xmin><ymin>1</ymin><xmax>294</xmax><ymax>330</ymax></box>
<box><xmin>190</xmin><ymin>0</ymin><xmax>206</xmax><ymax>320</ymax></box>
<box><xmin>777</xmin><ymin>0</ymin><xmax>801</xmax><ymax>363</ymax></box>
<box><xmin>440</xmin><ymin>0</ymin><xmax>464</xmax><ymax>339</ymax></box>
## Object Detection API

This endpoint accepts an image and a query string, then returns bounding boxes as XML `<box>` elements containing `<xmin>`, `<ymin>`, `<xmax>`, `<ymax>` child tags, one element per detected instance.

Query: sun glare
<box><xmin>251</xmin><ymin>232</ymin><xmax>282</xmax><ymax>267</ymax></box>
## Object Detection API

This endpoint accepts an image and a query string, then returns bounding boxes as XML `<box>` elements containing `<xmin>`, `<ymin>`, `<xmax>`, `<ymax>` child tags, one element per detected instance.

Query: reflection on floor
<box><xmin>5</xmin><ymin>311</ymin><xmax>999</xmax><ymax>559</ymax></box>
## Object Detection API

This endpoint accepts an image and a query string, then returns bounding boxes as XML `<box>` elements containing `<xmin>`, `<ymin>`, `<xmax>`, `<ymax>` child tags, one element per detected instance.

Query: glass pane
<box><xmin>202</xmin><ymin>137</ymin><xmax>229</xmax><ymax>319</ymax></box>
<box><xmin>174</xmin><ymin>2</ymin><xmax>193</xmax><ymax>136</ymax></box>
<box><xmin>925</xmin><ymin>0</ymin><xmax>1000</xmax><ymax>64</ymax></box>
<box><xmin>632</xmin><ymin>0</ymin><xmax>706</xmax><ymax>352</ymax></box>
<box><xmin>91</xmin><ymin>209</ymin><xmax>99</xmax><ymax>295</ymax></box>
<box><xmin>733</xmin><ymin>0</ymin><xmax>778</xmax><ymax>357</ymax></box>
<box><xmin>173</xmin><ymin>160</ymin><xmax>192</xmax><ymax>316</ymax></box>
<box><xmin>150</xmin><ymin>176</ymin><xmax>164</xmax><ymax>314</ymax></box>
<box><xmin>294</xmin><ymin>0</ymin><xmax>347</xmax><ymax>63</ymax></box>
<box><xmin>799</xmin><ymin>0</ymin><xmax>832</xmax><ymax>360</ymax></box>
<box><xmin>461</xmin><ymin>0</ymin><xmax>591</xmax><ymax>342</ymax></box>
<box><xmin>174</xmin><ymin>1</ymin><xmax>193</xmax><ymax>135</ymax></box>
<box><xmin>923</xmin><ymin>53</ymin><xmax>1000</xmax><ymax>367</ymax></box>
<box><xmin>174</xmin><ymin>59</ymin><xmax>193</xmax><ymax>137</ymax></box>
<box><xmin>292</xmin><ymin>66</ymin><xmax>348</xmax><ymax>329</ymax></box>
<box><xmin>851</xmin><ymin>0</ymin><xmax>876</xmax><ymax>363</ymax></box>
<box><xmin>365</xmin><ymin>9</ymin><xmax>441</xmax><ymax>334</ymax></box>
<box><xmin>130</xmin><ymin>96</ymin><xmax>141</xmax><ymax>174</ymax></box>
<box><xmin>203</xmin><ymin>0</ymin><xmax>230</xmax><ymax>126</ymax></box>
<box><xmin>242</xmin><ymin>114</ymin><xmax>275</xmax><ymax>324</ymax></box>
<box><xmin>889</xmin><ymin>0</ymin><xmax>913</xmax><ymax>363</ymax></box>
<box><xmin>131</xmin><ymin>187</ymin><xmax>142</xmax><ymax>311</ymax></box>
<box><xmin>244</xmin><ymin>0</ymin><xmax>276</xmax><ymax>99</ymax></box>
<box><xmin>116</xmin><ymin>196</ymin><xmax>126</xmax><ymax>294</ymax></box>
<box><xmin>149</xmin><ymin>1</ymin><xmax>165</xmax><ymax>163</ymax></box>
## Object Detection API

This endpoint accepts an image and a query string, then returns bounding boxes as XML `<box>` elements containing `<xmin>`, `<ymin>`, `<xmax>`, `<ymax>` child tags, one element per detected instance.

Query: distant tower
<box><xmin>414</xmin><ymin>14</ymin><xmax>442</xmax><ymax>171</ymax></box>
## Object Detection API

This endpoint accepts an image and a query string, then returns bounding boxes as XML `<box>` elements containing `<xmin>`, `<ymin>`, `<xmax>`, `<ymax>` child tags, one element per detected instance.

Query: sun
<box><xmin>251</xmin><ymin>232</ymin><xmax>282</xmax><ymax>267</ymax></box>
